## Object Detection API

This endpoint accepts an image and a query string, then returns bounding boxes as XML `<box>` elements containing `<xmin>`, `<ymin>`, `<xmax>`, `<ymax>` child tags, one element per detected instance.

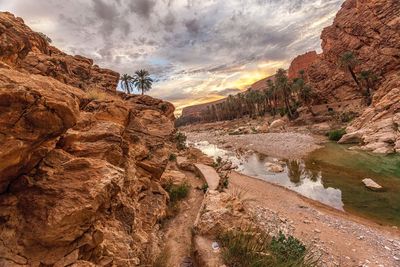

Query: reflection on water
<box><xmin>190</xmin><ymin>141</ymin><xmax>400</xmax><ymax>226</ymax></box>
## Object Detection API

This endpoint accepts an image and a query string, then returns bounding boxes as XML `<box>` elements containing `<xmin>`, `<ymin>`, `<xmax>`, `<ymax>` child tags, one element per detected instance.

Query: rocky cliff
<box><xmin>288</xmin><ymin>51</ymin><xmax>318</xmax><ymax>79</ymax></box>
<box><xmin>0</xmin><ymin>12</ymin><xmax>119</xmax><ymax>91</ymax></box>
<box><xmin>307</xmin><ymin>0</ymin><xmax>400</xmax><ymax>153</ymax></box>
<box><xmin>0</xmin><ymin>12</ymin><xmax>176</xmax><ymax>266</ymax></box>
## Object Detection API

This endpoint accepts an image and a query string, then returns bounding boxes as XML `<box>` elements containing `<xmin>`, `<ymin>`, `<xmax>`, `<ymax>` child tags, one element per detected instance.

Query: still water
<box><xmin>191</xmin><ymin>141</ymin><xmax>400</xmax><ymax>226</ymax></box>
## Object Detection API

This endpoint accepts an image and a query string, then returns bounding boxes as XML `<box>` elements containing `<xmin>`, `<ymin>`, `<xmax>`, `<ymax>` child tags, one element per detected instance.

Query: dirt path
<box><xmin>229</xmin><ymin>172</ymin><xmax>400</xmax><ymax>267</ymax></box>
<box><xmin>160</xmin><ymin>170</ymin><xmax>204</xmax><ymax>267</ymax></box>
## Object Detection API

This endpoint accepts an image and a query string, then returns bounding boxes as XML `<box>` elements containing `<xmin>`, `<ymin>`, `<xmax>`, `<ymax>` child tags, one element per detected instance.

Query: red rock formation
<box><xmin>288</xmin><ymin>51</ymin><xmax>318</xmax><ymax>79</ymax></box>
<box><xmin>0</xmin><ymin>12</ymin><xmax>119</xmax><ymax>91</ymax></box>
<box><xmin>0</xmin><ymin>12</ymin><xmax>176</xmax><ymax>266</ymax></box>
<box><xmin>307</xmin><ymin>0</ymin><xmax>400</xmax><ymax>153</ymax></box>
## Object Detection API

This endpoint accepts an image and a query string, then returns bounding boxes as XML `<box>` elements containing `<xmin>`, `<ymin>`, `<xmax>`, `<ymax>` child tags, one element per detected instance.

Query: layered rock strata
<box><xmin>0</xmin><ymin>12</ymin><xmax>176</xmax><ymax>266</ymax></box>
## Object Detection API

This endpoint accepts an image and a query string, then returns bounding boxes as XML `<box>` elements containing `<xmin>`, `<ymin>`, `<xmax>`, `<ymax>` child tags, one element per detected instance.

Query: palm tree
<box><xmin>275</xmin><ymin>69</ymin><xmax>294</xmax><ymax>119</ymax></box>
<box><xmin>293</xmin><ymin>76</ymin><xmax>315</xmax><ymax>116</ymax></box>
<box><xmin>120</xmin><ymin>74</ymin><xmax>134</xmax><ymax>94</ymax></box>
<box><xmin>339</xmin><ymin>51</ymin><xmax>362</xmax><ymax>90</ymax></box>
<box><xmin>266</xmin><ymin>79</ymin><xmax>278</xmax><ymax>117</ymax></box>
<box><xmin>358</xmin><ymin>70</ymin><xmax>377</xmax><ymax>105</ymax></box>
<box><xmin>132</xmin><ymin>69</ymin><xmax>153</xmax><ymax>95</ymax></box>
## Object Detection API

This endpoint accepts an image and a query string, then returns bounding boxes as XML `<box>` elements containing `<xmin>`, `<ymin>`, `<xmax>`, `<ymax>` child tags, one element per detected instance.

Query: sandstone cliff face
<box><xmin>0</xmin><ymin>12</ymin><xmax>176</xmax><ymax>266</ymax></box>
<box><xmin>307</xmin><ymin>0</ymin><xmax>400</xmax><ymax>153</ymax></box>
<box><xmin>288</xmin><ymin>51</ymin><xmax>318</xmax><ymax>79</ymax></box>
<box><xmin>0</xmin><ymin>12</ymin><xmax>119</xmax><ymax>91</ymax></box>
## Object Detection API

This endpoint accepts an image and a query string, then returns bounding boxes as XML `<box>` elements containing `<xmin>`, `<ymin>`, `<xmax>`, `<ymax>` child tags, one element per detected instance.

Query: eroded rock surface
<box><xmin>0</xmin><ymin>11</ymin><xmax>176</xmax><ymax>266</ymax></box>
<box><xmin>307</xmin><ymin>0</ymin><xmax>400</xmax><ymax>152</ymax></box>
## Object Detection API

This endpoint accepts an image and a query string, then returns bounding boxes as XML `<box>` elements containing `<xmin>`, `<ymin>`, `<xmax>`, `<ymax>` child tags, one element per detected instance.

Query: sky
<box><xmin>0</xmin><ymin>0</ymin><xmax>344</xmax><ymax>115</ymax></box>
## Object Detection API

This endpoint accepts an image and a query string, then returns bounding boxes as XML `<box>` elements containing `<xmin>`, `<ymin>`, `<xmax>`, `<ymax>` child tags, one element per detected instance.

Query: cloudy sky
<box><xmin>1</xmin><ymin>0</ymin><xmax>343</xmax><ymax>114</ymax></box>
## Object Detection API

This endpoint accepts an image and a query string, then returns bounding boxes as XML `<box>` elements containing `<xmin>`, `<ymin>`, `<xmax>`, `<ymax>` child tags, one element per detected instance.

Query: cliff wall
<box><xmin>0</xmin><ymin>12</ymin><xmax>175</xmax><ymax>266</ymax></box>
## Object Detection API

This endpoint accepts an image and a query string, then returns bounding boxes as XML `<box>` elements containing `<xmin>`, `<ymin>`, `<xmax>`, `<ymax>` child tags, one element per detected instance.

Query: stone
<box><xmin>194</xmin><ymin>163</ymin><xmax>220</xmax><ymax>190</ymax></box>
<box><xmin>339</xmin><ymin>131</ymin><xmax>364</xmax><ymax>144</ymax></box>
<box><xmin>269</xmin><ymin>119</ymin><xmax>286</xmax><ymax>131</ymax></box>
<box><xmin>362</xmin><ymin>178</ymin><xmax>383</xmax><ymax>191</ymax></box>
<box><xmin>265</xmin><ymin>162</ymin><xmax>284</xmax><ymax>173</ymax></box>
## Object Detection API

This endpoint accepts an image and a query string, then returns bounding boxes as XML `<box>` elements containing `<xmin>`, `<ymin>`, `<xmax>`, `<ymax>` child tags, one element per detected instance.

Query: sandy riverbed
<box><xmin>181</xmin><ymin>123</ymin><xmax>400</xmax><ymax>266</ymax></box>
<box><xmin>186</xmin><ymin>130</ymin><xmax>324</xmax><ymax>159</ymax></box>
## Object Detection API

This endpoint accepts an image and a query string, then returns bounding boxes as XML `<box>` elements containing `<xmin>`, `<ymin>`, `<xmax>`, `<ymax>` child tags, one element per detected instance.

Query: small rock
<box><xmin>303</xmin><ymin>220</ymin><xmax>311</xmax><ymax>224</ymax></box>
<box><xmin>265</xmin><ymin>162</ymin><xmax>284</xmax><ymax>173</ymax></box>
<box><xmin>314</xmin><ymin>229</ymin><xmax>321</xmax><ymax>233</ymax></box>
<box><xmin>362</xmin><ymin>178</ymin><xmax>383</xmax><ymax>191</ymax></box>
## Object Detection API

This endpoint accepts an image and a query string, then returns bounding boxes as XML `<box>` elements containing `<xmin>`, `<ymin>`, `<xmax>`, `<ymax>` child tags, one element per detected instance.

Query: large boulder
<box><xmin>0</xmin><ymin>68</ymin><xmax>83</xmax><ymax>193</ymax></box>
<box><xmin>269</xmin><ymin>119</ymin><xmax>286</xmax><ymax>131</ymax></box>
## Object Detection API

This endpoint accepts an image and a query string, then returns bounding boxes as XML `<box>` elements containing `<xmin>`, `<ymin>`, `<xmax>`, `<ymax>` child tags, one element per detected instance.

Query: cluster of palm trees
<box><xmin>120</xmin><ymin>69</ymin><xmax>153</xmax><ymax>95</ymax></box>
<box><xmin>339</xmin><ymin>51</ymin><xmax>377</xmax><ymax>105</ymax></box>
<box><xmin>200</xmin><ymin>69</ymin><xmax>314</xmax><ymax>122</ymax></box>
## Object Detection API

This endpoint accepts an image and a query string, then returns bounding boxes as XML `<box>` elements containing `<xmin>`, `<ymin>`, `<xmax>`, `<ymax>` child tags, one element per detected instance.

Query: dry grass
<box><xmin>86</xmin><ymin>88</ymin><xmax>110</xmax><ymax>101</ymax></box>
<box><xmin>227</xmin><ymin>186</ymin><xmax>255</xmax><ymax>205</ymax></box>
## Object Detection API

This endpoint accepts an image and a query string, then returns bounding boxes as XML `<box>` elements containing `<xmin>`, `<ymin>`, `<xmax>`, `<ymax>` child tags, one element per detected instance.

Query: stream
<box><xmin>190</xmin><ymin>141</ymin><xmax>400</xmax><ymax>226</ymax></box>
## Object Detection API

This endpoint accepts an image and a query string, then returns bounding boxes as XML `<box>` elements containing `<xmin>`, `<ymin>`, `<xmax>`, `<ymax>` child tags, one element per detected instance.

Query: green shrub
<box><xmin>200</xmin><ymin>183</ymin><xmax>208</xmax><ymax>193</ymax></box>
<box><xmin>169</xmin><ymin>153</ymin><xmax>177</xmax><ymax>161</ymax></box>
<box><xmin>174</xmin><ymin>132</ymin><xmax>187</xmax><ymax>150</ymax></box>
<box><xmin>165</xmin><ymin>181</ymin><xmax>190</xmax><ymax>203</ymax></box>
<box><xmin>160</xmin><ymin>103</ymin><xmax>168</xmax><ymax>112</ymax></box>
<box><xmin>218</xmin><ymin>228</ymin><xmax>319</xmax><ymax>267</ymax></box>
<box><xmin>328</xmin><ymin>128</ymin><xmax>346</xmax><ymax>141</ymax></box>
<box><xmin>271</xmin><ymin>231</ymin><xmax>306</xmax><ymax>263</ymax></box>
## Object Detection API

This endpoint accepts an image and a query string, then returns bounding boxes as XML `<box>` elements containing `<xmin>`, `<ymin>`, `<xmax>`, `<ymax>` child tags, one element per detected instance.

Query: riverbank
<box><xmin>178</xmin><ymin>120</ymin><xmax>400</xmax><ymax>266</ymax></box>
<box><xmin>229</xmin><ymin>171</ymin><xmax>400</xmax><ymax>266</ymax></box>
<box><xmin>181</xmin><ymin>117</ymin><xmax>327</xmax><ymax>159</ymax></box>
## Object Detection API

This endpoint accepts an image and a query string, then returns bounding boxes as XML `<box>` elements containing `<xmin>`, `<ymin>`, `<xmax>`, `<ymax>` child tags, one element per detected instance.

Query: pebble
<box><xmin>394</xmin><ymin>256</ymin><xmax>399</xmax><ymax>261</ymax></box>
<box><xmin>314</xmin><ymin>229</ymin><xmax>321</xmax><ymax>233</ymax></box>
<box><xmin>303</xmin><ymin>220</ymin><xmax>311</xmax><ymax>224</ymax></box>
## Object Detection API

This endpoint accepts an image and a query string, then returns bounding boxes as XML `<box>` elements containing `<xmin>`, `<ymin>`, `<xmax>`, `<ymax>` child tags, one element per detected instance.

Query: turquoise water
<box><xmin>191</xmin><ymin>141</ymin><xmax>400</xmax><ymax>226</ymax></box>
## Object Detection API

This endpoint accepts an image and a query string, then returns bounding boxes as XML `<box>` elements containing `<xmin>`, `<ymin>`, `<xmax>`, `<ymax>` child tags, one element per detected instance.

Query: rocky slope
<box><xmin>307</xmin><ymin>0</ymin><xmax>400</xmax><ymax>153</ymax></box>
<box><xmin>0</xmin><ymin>12</ymin><xmax>176</xmax><ymax>266</ymax></box>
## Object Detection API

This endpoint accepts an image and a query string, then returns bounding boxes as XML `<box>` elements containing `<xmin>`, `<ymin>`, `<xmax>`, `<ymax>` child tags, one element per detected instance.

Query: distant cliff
<box><xmin>0</xmin><ymin>12</ymin><xmax>175</xmax><ymax>266</ymax></box>
<box><xmin>306</xmin><ymin>0</ymin><xmax>400</xmax><ymax>153</ymax></box>
<box><xmin>288</xmin><ymin>51</ymin><xmax>318</xmax><ymax>79</ymax></box>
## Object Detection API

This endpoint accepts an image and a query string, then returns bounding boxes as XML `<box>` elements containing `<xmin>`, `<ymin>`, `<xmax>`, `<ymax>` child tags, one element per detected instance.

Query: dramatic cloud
<box><xmin>1</xmin><ymin>0</ymin><xmax>344</xmax><ymax>114</ymax></box>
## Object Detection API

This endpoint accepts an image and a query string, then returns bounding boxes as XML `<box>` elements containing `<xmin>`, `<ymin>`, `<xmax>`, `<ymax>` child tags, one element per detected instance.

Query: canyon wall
<box><xmin>0</xmin><ymin>12</ymin><xmax>175</xmax><ymax>266</ymax></box>
<box><xmin>307</xmin><ymin>0</ymin><xmax>400</xmax><ymax>153</ymax></box>
<box><xmin>288</xmin><ymin>51</ymin><xmax>318</xmax><ymax>79</ymax></box>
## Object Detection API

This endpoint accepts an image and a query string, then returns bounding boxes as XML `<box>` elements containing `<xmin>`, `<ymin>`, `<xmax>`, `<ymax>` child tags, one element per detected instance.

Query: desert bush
<box><xmin>168</xmin><ymin>153</ymin><xmax>177</xmax><ymax>161</ymax></box>
<box><xmin>160</xmin><ymin>103</ymin><xmax>168</xmax><ymax>112</ymax></box>
<box><xmin>218</xmin><ymin>228</ymin><xmax>319</xmax><ymax>267</ymax></box>
<box><xmin>328</xmin><ymin>128</ymin><xmax>346</xmax><ymax>141</ymax></box>
<box><xmin>164</xmin><ymin>181</ymin><xmax>190</xmax><ymax>204</ymax></box>
<box><xmin>174</xmin><ymin>131</ymin><xmax>187</xmax><ymax>150</ymax></box>
<box><xmin>37</xmin><ymin>32</ymin><xmax>52</xmax><ymax>43</ymax></box>
<box><xmin>200</xmin><ymin>183</ymin><xmax>208</xmax><ymax>193</ymax></box>
<box><xmin>271</xmin><ymin>231</ymin><xmax>306</xmax><ymax>263</ymax></box>
<box><xmin>340</xmin><ymin>111</ymin><xmax>357</xmax><ymax>123</ymax></box>
<box><xmin>86</xmin><ymin>88</ymin><xmax>109</xmax><ymax>101</ymax></box>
